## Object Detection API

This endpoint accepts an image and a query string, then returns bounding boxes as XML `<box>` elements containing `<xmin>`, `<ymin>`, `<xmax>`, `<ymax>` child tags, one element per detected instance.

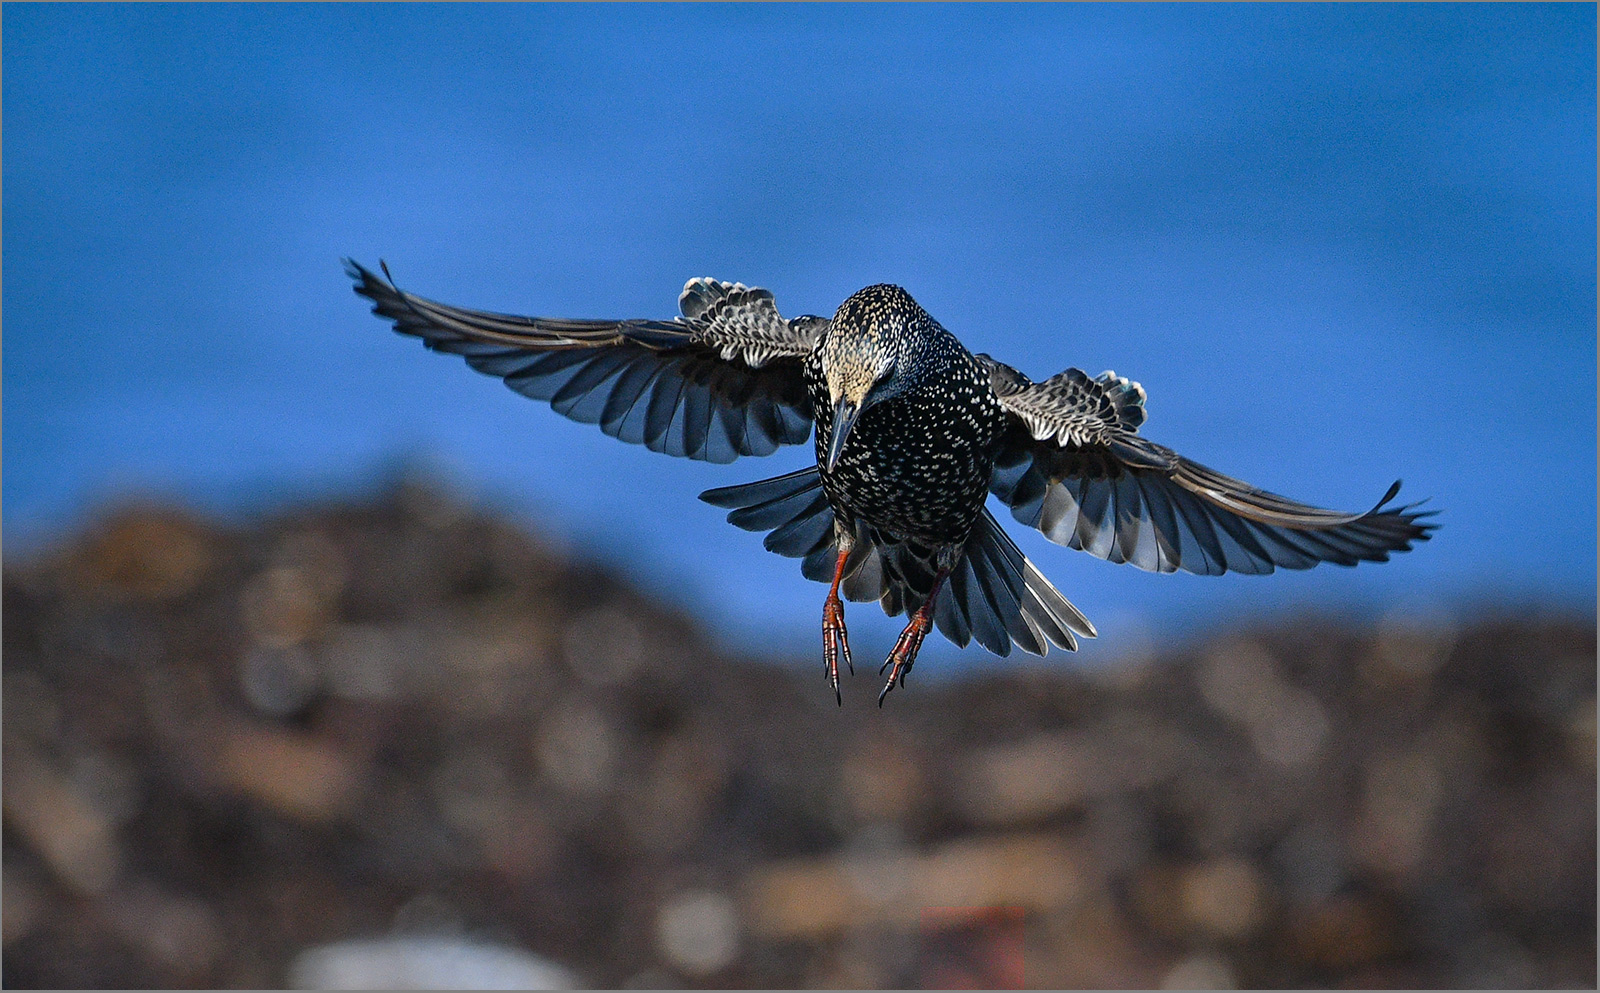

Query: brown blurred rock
<box><xmin>1284</xmin><ymin>894</ymin><xmax>1398</xmax><ymax>971</ymax></box>
<box><xmin>240</xmin><ymin>565</ymin><xmax>333</xmax><ymax>648</ymax></box>
<box><xmin>839</xmin><ymin>730</ymin><xmax>924</xmax><ymax>824</ymax></box>
<box><xmin>743</xmin><ymin>833</ymin><xmax>1088</xmax><ymax>939</ymax></box>
<box><xmin>1160</xmin><ymin>952</ymin><xmax>1237</xmax><ymax>990</ymax></box>
<box><xmin>100</xmin><ymin>879</ymin><xmax>223</xmax><ymax>978</ymax></box>
<box><xmin>1362</xmin><ymin>611</ymin><xmax>1457</xmax><ymax>689</ymax></box>
<box><xmin>917</xmin><ymin>834</ymin><xmax>1089</xmax><ymax>914</ymax></box>
<box><xmin>1566</xmin><ymin>697</ymin><xmax>1595</xmax><ymax>768</ymax></box>
<box><xmin>740</xmin><ymin>850</ymin><xmax>855</xmax><ymax>939</ymax></box>
<box><xmin>623</xmin><ymin>731</ymin><xmax>728</xmax><ymax>853</ymax></box>
<box><xmin>1030</xmin><ymin>898</ymin><xmax>1169</xmax><ymax>990</ymax></box>
<box><xmin>1</xmin><ymin>483</ymin><xmax>1593</xmax><ymax>989</ymax></box>
<box><xmin>63</xmin><ymin>506</ymin><xmax>213</xmax><ymax>602</ymax></box>
<box><xmin>1199</xmin><ymin>637</ymin><xmax>1328</xmax><ymax>768</ymax></box>
<box><xmin>2</xmin><ymin>868</ymin><xmax>41</xmax><ymax>946</ymax></box>
<box><xmin>1351</xmin><ymin>748</ymin><xmax>1442</xmax><ymax>878</ymax></box>
<box><xmin>3</xmin><ymin>747</ymin><xmax>121</xmax><ymax>893</ymax></box>
<box><xmin>533</xmin><ymin>697</ymin><xmax>619</xmax><ymax>798</ymax></box>
<box><xmin>215</xmin><ymin>724</ymin><xmax>361</xmax><ymax>823</ymax></box>
<box><xmin>957</xmin><ymin>733</ymin><xmax>1089</xmax><ymax>825</ymax></box>
<box><xmin>1177</xmin><ymin>856</ymin><xmax>1272</xmax><ymax>941</ymax></box>
<box><xmin>956</xmin><ymin>714</ymin><xmax>1188</xmax><ymax>829</ymax></box>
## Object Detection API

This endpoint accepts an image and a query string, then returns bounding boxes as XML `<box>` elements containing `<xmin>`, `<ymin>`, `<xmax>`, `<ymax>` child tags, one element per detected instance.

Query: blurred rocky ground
<box><xmin>3</xmin><ymin>478</ymin><xmax>1594</xmax><ymax>989</ymax></box>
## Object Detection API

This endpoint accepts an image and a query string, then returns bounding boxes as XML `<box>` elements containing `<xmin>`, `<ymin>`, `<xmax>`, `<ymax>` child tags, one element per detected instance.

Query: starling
<box><xmin>347</xmin><ymin>261</ymin><xmax>1435</xmax><ymax>705</ymax></box>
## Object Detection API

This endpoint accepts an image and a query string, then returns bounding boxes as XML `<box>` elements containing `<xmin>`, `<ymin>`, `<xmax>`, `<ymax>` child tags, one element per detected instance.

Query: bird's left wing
<box><xmin>977</xmin><ymin>355</ymin><xmax>1436</xmax><ymax>576</ymax></box>
<box><xmin>348</xmin><ymin>261</ymin><xmax>822</xmax><ymax>463</ymax></box>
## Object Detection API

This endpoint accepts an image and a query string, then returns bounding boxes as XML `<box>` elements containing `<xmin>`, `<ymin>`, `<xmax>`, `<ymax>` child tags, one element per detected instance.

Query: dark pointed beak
<box><xmin>825</xmin><ymin>398</ymin><xmax>861</xmax><ymax>472</ymax></box>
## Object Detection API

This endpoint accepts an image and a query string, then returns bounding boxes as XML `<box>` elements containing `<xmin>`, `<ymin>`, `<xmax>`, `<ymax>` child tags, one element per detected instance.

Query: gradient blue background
<box><xmin>6</xmin><ymin>5</ymin><xmax>1594</xmax><ymax>667</ymax></box>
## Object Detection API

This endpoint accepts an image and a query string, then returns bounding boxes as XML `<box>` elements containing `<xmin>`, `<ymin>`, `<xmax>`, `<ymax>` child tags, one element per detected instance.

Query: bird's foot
<box><xmin>878</xmin><ymin>574</ymin><xmax>947</xmax><ymax>707</ymax></box>
<box><xmin>822</xmin><ymin>592</ymin><xmax>853</xmax><ymax>705</ymax></box>
<box><xmin>878</xmin><ymin>610</ymin><xmax>932</xmax><ymax>707</ymax></box>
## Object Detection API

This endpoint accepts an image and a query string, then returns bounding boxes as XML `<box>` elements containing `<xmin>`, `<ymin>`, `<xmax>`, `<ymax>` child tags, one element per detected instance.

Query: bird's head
<box><xmin>820</xmin><ymin>284</ymin><xmax>929</xmax><ymax>470</ymax></box>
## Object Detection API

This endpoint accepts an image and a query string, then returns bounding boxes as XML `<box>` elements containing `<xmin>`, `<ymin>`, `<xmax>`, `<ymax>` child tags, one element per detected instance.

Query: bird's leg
<box><xmin>822</xmin><ymin>541</ymin><xmax>855</xmax><ymax>706</ymax></box>
<box><xmin>878</xmin><ymin>571</ymin><xmax>949</xmax><ymax>707</ymax></box>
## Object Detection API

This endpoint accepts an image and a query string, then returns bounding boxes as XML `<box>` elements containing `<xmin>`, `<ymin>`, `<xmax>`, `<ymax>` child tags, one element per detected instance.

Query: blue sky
<box><xmin>5</xmin><ymin>5</ymin><xmax>1594</xmax><ymax>668</ymax></box>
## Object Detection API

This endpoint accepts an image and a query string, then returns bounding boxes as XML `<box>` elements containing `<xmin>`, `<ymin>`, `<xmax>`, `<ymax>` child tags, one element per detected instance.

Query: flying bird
<box><xmin>346</xmin><ymin>261</ymin><xmax>1434</xmax><ymax>705</ymax></box>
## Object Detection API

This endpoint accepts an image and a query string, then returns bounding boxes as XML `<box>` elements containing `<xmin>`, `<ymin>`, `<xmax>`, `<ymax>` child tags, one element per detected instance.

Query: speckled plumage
<box><xmin>805</xmin><ymin>285</ymin><xmax>1005</xmax><ymax>546</ymax></box>
<box><xmin>348</xmin><ymin>261</ymin><xmax>1436</xmax><ymax>705</ymax></box>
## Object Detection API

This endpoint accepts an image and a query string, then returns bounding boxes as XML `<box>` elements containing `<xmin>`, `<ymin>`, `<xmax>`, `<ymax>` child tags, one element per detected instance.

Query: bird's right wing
<box><xmin>347</xmin><ymin>260</ymin><xmax>823</xmax><ymax>463</ymax></box>
<box><xmin>978</xmin><ymin>355</ymin><xmax>1436</xmax><ymax>576</ymax></box>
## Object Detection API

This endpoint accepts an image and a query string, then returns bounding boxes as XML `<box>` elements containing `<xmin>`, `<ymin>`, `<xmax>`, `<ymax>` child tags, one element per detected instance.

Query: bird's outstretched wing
<box><xmin>347</xmin><ymin>260</ymin><xmax>822</xmax><ymax>463</ymax></box>
<box><xmin>977</xmin><ymin>355</ymin><xmax>1436</xmax><ymax>576</ymax></box>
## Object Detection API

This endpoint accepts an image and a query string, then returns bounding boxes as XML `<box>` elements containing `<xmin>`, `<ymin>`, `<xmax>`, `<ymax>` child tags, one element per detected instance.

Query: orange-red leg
<box><xmin>878</xmin><ymin>572</ymin><xmax>948</xmax><ymax>707</ymax></box>
<box><xmin>822</xmin><ymin>546</ymin><xmax>854</xmax><ymax>705</ymax></box>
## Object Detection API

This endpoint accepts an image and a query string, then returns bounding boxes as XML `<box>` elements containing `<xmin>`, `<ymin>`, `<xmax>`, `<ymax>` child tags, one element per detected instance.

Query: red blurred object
<box><xmin>918</xmin><ymin>906</ymin><xmax>1026</xmax><ymax>989</ymax></box>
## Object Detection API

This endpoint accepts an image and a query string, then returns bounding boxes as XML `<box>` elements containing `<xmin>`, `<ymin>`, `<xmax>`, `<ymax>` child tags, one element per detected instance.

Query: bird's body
<box><xmin>348</xmin><ymin>261</ymin><xmax>1434</xmax><ymax>704</ymax></box>
<box><xmin>805</xmin><ymin>285</ymin><xmax>1005</xmax><ymax>547</ymax></box>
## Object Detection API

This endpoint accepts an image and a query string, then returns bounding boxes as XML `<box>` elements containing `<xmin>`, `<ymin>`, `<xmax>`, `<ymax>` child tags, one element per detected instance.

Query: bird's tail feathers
<box><xmin>703</xmin><ymin>470</ymin><xmax>1094</xmax><ymax>659</ymax></box>
<box><xmin>928</xmin><ymin>511</ymin><xmax>1095</xmax><ymax>657</ymax></box>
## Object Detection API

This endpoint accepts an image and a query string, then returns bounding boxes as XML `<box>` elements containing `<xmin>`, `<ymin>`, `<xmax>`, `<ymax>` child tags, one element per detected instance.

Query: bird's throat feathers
<box><xmin>823</xmin><ymin>330</ymin><xmax>895</xmax><ymax>408</ymax></box>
